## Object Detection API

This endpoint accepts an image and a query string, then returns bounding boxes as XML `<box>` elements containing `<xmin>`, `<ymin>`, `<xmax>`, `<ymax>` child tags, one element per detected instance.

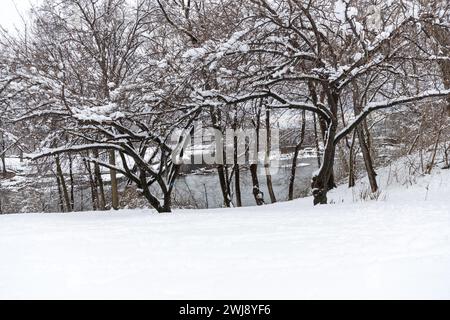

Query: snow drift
<box><xmin>0</xmin><ymin>162</ymin><xmax>449</xmax><ymax>299</ymax></box>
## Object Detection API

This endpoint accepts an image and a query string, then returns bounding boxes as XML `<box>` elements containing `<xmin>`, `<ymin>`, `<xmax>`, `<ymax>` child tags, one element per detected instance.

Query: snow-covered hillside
<box><xmin>0</xmin><ymin>164</ymin><xmax>449</xmax><ymax>299</ymax></box>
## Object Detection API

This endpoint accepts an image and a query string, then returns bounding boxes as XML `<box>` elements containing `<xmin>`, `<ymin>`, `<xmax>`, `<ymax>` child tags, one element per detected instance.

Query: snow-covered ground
<box><xmin>0</xmin><ymin>160</ymin><xmax>449</xmax><ymax>299</ymax></box>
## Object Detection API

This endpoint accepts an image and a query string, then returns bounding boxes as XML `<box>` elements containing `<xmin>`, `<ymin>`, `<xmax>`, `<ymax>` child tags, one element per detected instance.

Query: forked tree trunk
<box><xmin>139</xmin><ymin>172</ymin><xmax>172</xmax><ymax>213</ymax></box>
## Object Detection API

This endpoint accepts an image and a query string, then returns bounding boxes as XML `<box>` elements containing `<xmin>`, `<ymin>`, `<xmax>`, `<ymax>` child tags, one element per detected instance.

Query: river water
<box><xmin>174</xmin><ymin>157</ymin><xmax>319</xmax><ymax>208</ymax></box>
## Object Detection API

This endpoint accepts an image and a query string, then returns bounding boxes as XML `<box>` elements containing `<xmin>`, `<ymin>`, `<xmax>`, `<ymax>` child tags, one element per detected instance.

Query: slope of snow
<box><xmin>0</xmin><ymin>166</ymin><xmax>449</xmax><ymax>299</ymax></box>
<box><xmin>328</xmin><ymin>153</ymin><xmax>450</xmax><ymax>205</ymax></box>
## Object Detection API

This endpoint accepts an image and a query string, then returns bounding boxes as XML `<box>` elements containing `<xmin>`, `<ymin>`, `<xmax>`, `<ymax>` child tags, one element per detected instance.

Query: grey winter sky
<box><xmin>0</xmin><ymin>0</ymin><xmax>38</xmax><ymax>32</ymax></box>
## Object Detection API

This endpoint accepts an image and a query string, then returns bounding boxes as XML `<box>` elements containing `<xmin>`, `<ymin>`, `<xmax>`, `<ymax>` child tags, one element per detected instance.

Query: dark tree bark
<box><xmin>137</xmin><ymin>161</ymin><xmax>176</xmax><ymax>213</ymax></box>
<box><xmin>210</xmin><ymin>108</ymin><xmax>231</xmax><ymax>207</ymax></box>
<box><xmin>250</xmin><ymin>102</ymin><xmax>264</xmax><ymax>205</ymax></box>
<box><xmin>348</xmin><ymin>130</ymin><xmax>357</xmax><ymax>188</ymax></box>
<box><xmin>357</xmin><ymin>126</ymin><xmax>378</xmax><ymax>192</ymax></box>
<box><xmin>55</xmin><ymin>155</ymin><xmax>71</xmax><ymax>212</ymax></box>
<box><xmin>233</xmin><ymin>156</ymin><xmax>242</xmax><ymax>207</ymax></box>
<box><xmin>353</xmin><ymin>82</ymin><xmax>378</xmax><ymax>192</ymax></box>
<box><xmin>0</xmin><ymin>130</ymin><xmax>6</xmax><ymax>174</ymax></box>
<box><xmin>92</xmin><ymin>149</ymin><xmax>106</xmax><ymax>210</ymax></box>
<box><xmin>250</xmin><ymin>165</ymin><xmax>264</xmax><ymax>205</ymax></box>
<box><xmin>311</xmin><ymin>90</ymin><xmax>339</xmax><ymax>205</ymax></box>
<box><xmin>139</xmin><ymin>172</ymin><xmax>167</xmax><ymax>212</ymax></box>
<box><xmin>233</xmin><ymin>109</ymin><xmax>242</xmax><ymax>207</ymax></box>
<box><xmin>56</xmin><ymin>174</ymin><xmax>65</xmax><ymax>212</ymax></box>
<box><xmin>109</xmin><ymin>150</ymin><xmax>119</xmax><ymax>210</ymax></box>
<box><xmin>313</xmin><ymin>113</ymin><xmax>322</xmax><ymax>168</ymax></box>
<box><xmin>84</xmin><ymin>156</ymin><xmax>98</xmax><ymax>211</ymax></box>
<box><xmin>264</xmin><ymin>108</ymin><xmax>277</xmax><ymax>204</ymax></box>
<box><xmin>443</xmin><ymin>143</ymin><xmax>450</xmax><ymax>169</ymax></box>
<box><xmin>161</xmin><ymin>193</ymin><xmax>172</xmax><ymax>213</ymax></box>
<box><xmin>0</xmin><ymin>152</ymin><xmax>5</xmax><ymax>174</ymax></box>
<box><xmin>218</xmin><ymin>164</ymin><xmax>231</xmax><ymax>207</ymax></box>
<box><xmin>288</xmin><ymin>110</ymin><xmax>306</xmax><ymax>201</ymax></box>
<box><xmin>68</xmin><ymin>153</ymin><xmax>75</xmax><ymax>211</ymax></box>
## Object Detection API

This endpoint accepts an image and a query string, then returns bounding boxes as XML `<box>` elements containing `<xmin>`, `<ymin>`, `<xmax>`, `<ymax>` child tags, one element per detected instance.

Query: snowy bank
<box><xmin>0</xmin><ymin>167</ymin><xmax>449</xmax><ymax>299</ymax></box>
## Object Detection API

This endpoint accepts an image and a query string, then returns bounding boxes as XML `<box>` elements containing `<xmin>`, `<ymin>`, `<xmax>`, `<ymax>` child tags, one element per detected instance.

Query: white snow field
<box><xmin>0</xmin><ymin>161</ymin><xmax>449</xmax><ymax>299</ymax></box>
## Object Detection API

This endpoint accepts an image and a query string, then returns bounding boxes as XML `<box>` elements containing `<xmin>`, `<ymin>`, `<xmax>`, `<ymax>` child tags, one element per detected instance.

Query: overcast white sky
<box><xmin>0</xmin><ymin>0</ymin><xmax>39</xmax><ymax>31</ymax></box>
